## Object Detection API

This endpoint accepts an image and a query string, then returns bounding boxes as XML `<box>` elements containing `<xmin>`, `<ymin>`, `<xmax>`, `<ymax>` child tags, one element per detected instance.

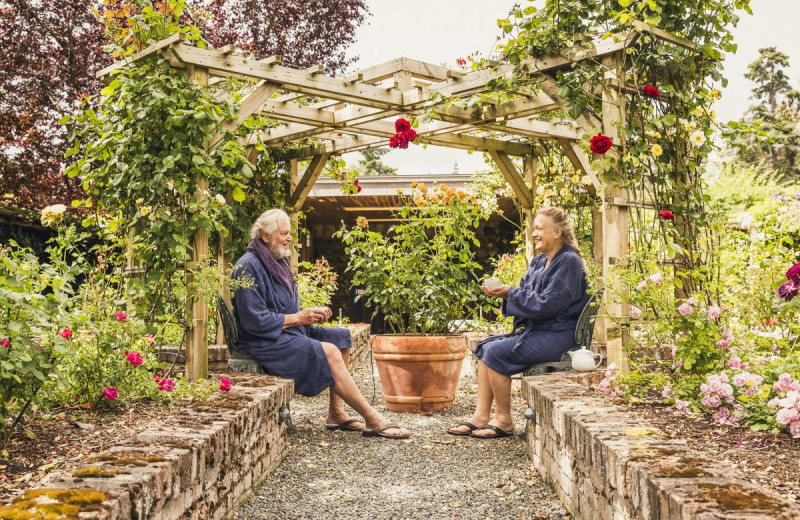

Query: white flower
<box><xmin>166</xmin><ymin>180</ymin><xmax>175</xmax><ymax>190</ymax></box>
<box><xmin>41</xmin><ymin>204</ymin><xmax>67</xmax><ymax>226</ymax></box>
<box><xmin>690</xmin><ymin>131</ymin><xmax>706</xmax><ymax>147</ymax></box>
<box><xmin>215</xmin><ymin>194</ymin><xmax>226</xmax><ymax>205</ymax></box>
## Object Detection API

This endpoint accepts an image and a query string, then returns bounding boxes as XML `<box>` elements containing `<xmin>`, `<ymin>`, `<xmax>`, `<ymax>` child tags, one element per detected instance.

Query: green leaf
<box><xmin>232</xmin><ymin>186</ymin><xmax>246</xmax><ymax>203</ymax></box>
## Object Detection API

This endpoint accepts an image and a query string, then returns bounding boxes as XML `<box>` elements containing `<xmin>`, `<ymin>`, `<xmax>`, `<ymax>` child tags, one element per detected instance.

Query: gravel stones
<box><xmin>236</xmin><ymin>356</ymin><xmax>567</xmax><ymax>520</ymax></box>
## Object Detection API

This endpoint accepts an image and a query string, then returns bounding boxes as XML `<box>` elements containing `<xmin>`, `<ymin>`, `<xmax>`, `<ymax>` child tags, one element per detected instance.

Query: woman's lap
<box><xmin>475</xmin><ymin>329</ymin><xmax>574</xmax><ymax>376</ymax></box>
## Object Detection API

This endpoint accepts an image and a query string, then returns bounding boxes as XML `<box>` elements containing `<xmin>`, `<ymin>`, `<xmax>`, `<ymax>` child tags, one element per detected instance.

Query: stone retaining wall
<box><xmin>1</xmin><ymin>376</ymin><xmax>294</xmax><ymax>520</ymax></box>
<box><xmin>523</xmin><ymin>373</ymin><xmax>800</xmax><ymax>520</ymax></box>
<box><xmin>159</xmin><ymin>323</ymin><xmax>371</xmax><ymax>373</ymax></box>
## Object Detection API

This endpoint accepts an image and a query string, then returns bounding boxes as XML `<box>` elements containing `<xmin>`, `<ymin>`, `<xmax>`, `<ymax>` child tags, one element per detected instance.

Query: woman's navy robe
<box><xmin>475</xmin><ymin>245</ymin><xmax>589</xmax><ymax>375</ymax></box>
<box><xmin>231</xmin><ymin>252</ymin><xmax>352</xmax><ymax>396</ymax></box>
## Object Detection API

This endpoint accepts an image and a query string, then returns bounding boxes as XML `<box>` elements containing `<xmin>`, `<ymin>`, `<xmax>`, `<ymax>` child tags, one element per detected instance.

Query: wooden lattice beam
<box><xmin>288</xmin><ymin>153</ymin><xmax>332</xmax><ymax>210</ymax></box>
<box><xmin>488</xmin><ymin>151</ymin><xmax>534</xmax><ymax>208</ymax></box>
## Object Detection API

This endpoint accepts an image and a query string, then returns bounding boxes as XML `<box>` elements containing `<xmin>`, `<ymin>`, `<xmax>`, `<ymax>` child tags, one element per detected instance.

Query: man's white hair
<box><xmin>251</xmin><ymin>209</ymin><xmax>291</xmax><ymax>240</ymax></box>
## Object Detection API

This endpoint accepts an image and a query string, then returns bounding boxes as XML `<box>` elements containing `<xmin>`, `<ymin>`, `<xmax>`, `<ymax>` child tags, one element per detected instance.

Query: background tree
<box><xmin>0</xmin><ymin>0</ymin><xmax>107</xmax><ymax>212</ymax></box>
<box><xmin>727</xmin><ymin>47</ymin><xmax>800</xmax><ymax>180</ymax></box>
<box><xmin>355</xmin><ymin>148</ymin><xmax>397</xmax><ymax>176</ymax></box>
<box><xmin>198</xmin><ymin>0</ymin><xmax>369</xmax><ymax>74</ymax></box>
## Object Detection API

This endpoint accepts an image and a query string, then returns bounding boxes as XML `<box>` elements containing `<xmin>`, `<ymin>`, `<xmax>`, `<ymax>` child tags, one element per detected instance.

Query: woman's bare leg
<box><xmin>448</xmin><ymin>359</ymin><xmax>493</xmax><ymax>434</ymax></box>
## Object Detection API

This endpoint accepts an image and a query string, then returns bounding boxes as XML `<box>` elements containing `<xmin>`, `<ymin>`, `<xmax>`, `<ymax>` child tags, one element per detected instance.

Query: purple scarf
<box><xmin>247</xmin><ymin>238</ymin><xmax>294</xmax><ymax>297</ymax></box>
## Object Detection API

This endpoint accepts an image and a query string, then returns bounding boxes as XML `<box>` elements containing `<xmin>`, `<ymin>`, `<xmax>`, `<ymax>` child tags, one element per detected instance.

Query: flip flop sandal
<box><xmin>325</xmin><ymin>418</ymin><xmax>364</xmax><ymax>432</ymax></box>
<box><xmin>470</xmin><ymin>424</ymin><xmax>514</xmax><ymax>439</ymax></box>
<box><xmin>446</xmin><ymin>422</ymin><xmax>480</xmax><ymax>436</ymax></box>
<box><xmin>362</xmin><ymin>422</ymin><xmax>410</xmax><ymax>439</ymax></box>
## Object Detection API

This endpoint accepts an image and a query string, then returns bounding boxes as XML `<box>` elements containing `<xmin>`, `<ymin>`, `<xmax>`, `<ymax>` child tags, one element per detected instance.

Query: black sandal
<box><xmin>470</xmin><ymin>424</ymin><xmax>514</xmax><ymax>439</ymax></box>
<box><xmin>446</xmin><ymin>422</ymin><xmax>479</xmax><ymax>436</ymax></box>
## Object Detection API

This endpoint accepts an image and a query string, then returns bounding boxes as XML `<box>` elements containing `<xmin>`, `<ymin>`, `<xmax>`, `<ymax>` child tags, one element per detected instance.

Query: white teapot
<box><xmin>567</xmin><ymin>347</ymin><xmax>603</xmax><ymax>371</ymax></box>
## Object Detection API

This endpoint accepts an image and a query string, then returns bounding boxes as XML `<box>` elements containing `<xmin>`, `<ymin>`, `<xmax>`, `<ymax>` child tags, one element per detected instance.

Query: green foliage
<box><xmin>354</xmin><ymin>148</ymin><xmax>397</xmax><ymax>176</ymax></box>
<box><xmin>337</xmin><ymin>183</ymin><xmax>490</xmax><ymax>334</ymax></box>
<box><xmin>297</xmin><ymin>258</ymin><xmax>339</xmax><ymax>309</ymax></box>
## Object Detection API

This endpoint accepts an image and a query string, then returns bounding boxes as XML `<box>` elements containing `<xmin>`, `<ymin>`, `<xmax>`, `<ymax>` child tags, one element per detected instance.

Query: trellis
<box><xmin>97</xmin><ymin>22</ymin><xmax>695</xmax><ymax>379</ymax></box>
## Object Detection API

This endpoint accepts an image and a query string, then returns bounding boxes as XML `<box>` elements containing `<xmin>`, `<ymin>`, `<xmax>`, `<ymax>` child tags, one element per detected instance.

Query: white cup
<box><xmin>484</xmin><ymin>278</ymin><xmax>502</xmax><ymax>289</ymax></box>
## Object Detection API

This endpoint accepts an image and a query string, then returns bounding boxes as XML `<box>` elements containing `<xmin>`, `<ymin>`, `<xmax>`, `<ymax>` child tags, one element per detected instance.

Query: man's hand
<box><xmin>294</xmin><ymin>308</ymin><xmax>329</xmax><ymax>326</ymax></box>
<box><xmin>482</xmin><ymin>283</ymin><xmax>510</xmax><ymax>299</ymax></box>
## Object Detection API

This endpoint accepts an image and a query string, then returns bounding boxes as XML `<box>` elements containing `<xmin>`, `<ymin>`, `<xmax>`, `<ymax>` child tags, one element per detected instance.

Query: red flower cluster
<box><xmin>658</xmin><ymin>210</ymin><xmax>675</xmax><ymax>220</ymax></box>
<box><xmin>456</xmin><ymin>58</ymin><xmax>467</xmax><ymax>66</ymax></box>
<box><xmin>126</xmin><ymin>351</ymin><xmax>143</xmax><ymax>366</ymax></box>
<box><xmin>220</xmin><ymin>377</ymin><xmax>232</xmax><ymax>392</ymax></box>
<box><xmin>102</xmin><ymin>387</ymin><xmax>118</xmax><ymax>401</ymax></box>
<box><xmin>642</xmin><ymin>85</ymin><xmax>660</xmax><ymax>99</ymax></box>
<box><xmin>590</xmin><ymin>134</ymin><xmax>612</xmax><ymax>155</ymax></box>
<box><xmin>355</xmin><ymin>180</ymin><xmax>362</xmax><ymax>193</ymax></box>
<box><xmin>389</xmin><ymin>118</ymin><xmax>417</xmax><ymax>149</ymax></box>
<box><xmin>59</xmin><ymin>328</ymin><xmax>73</xmax><ymax>339</ymax></box>
<box><xmin>114</xmin><ymin>311</ymin><xmax>128</xmax><ymax>322</ymax></box>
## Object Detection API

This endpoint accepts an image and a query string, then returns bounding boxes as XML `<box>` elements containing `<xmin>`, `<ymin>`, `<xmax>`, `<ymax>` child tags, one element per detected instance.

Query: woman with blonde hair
<box><xmin>448</xmin><ymin>207</ymin><xmax>589</xmax><ymax>439</ymax></box>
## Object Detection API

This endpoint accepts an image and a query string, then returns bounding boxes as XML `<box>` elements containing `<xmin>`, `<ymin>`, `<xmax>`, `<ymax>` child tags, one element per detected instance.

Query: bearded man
<box><xmin>232</xmin><ymin>209</ymin><xmax>409</xmax><ymax>439</ymax></box>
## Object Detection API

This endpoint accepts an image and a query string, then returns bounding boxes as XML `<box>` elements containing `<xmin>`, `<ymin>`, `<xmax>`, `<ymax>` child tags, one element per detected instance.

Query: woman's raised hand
<box><xmin>482</xmin><ymin>283</ymin><xmax>510</xmax><ymax>299</ymax></box>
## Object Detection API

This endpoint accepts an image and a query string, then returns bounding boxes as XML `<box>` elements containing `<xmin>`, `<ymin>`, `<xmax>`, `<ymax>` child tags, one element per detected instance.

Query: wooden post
<box><xmin>523</xmin><ymin>155</ymin><xmax>538</xmax><ymax>264</ymax></box>
<box><xmin>215</xmin><ymin>229</ymin><xmax>232</xmax><ymax>345</ymax></box>
<box><xmin>289</xmin><ymin>159</ymin><xmax>300</xmax><ymax>277</ymax></box>
<box><xmin>186</xmin><ymin>65</ymin><xmax>210</xmax><ymax>380</ymax></box>
<box><xmin>600</xmin><ymin>53</ymin><xmax>630</xmax><ymax>371</ymax></box>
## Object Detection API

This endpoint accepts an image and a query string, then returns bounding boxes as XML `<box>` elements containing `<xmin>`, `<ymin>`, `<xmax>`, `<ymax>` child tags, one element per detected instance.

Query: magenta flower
<box><xmin>1</xmin><ymin>338</ymin><xmax>9</xmax><ymax>348</ymax></box>
<box><xmin>220</xmin><ymin>377</ymin><xmax>232</xmax><ymax>392</ymax></box>
<box><xmin>678</xmin><ymin>303</ymin><xmax>693</xmax><ymax>316</ymax></box>
<box><xmin>158</xmin><ymin>378</ymin><xmax>174</xmax><ymax>392</ymax></box>
<box><xmin>144</xmin><ymin>334</ymin><xmax>155</xmax><ymax>346</ymax></box>
<box><xmin>59</xmin><ymin>328</ymin><xmax>73</xmax><ymax>339</ymax></box>
<box><xmin>102</xmin><ymin>386</ymin><xmax>118</xmax><ymax>401</ymax></box>
<box><xmin>786</xmin><ymin>261</ymin><xmax>800</xmax><ymax>281</ymax></box>
<box><xmin>114</xmin><ymin>311</ymin><xmax>128</xmax><ymax>322</ymax></box>
<box><xmin>778</xmin><ymin>279</ymin><xmax>798</xmax><ymax>301</ymax></box>
<box><xmin>126</xmin><ymin>351</ymin><xmax>143</xmax><ymax>366</ymax></box>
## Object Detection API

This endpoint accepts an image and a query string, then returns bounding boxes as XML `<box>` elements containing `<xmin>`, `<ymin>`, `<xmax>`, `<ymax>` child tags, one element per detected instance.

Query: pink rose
<box><xmin>701</xmin><ymin>394</ymin><xmax>721</xmax><ymax>408</ymax></box>
<box><xmin>144</xmin><ymin>334</ymin><xmax>155</xmax><ymax>346</ymax></box>
<box><xmin>59</xmin><ymin>328</ymin><xmax>73</xmax><ymax>339</ymax></box>
<box><xmin>678</xmin><ymin>303</ymin><xmax>693</xmax><ymax>316</ymax></box>
<box><xmin>648</xmin><ymin>272</ymin><xmax>663</xmax><ymax>285</ymax></box>
<box><xmin>630</xmin><ymin>306</ymin><xmax>642</xmax><ymax>318</ymax></box>
<box><xmin>713</xmin><ymin>407</ymin><xmax>731</xmax><ymax>423</ymax></box>
<box><xmin>768</xmin><ymin>397</ymin><xmax>781</xmax><ymax>408</ymax></box>
<box><xmin>114</xmin><ymin>311</ymin><xmax>128</xmax><ymax>322</ymax></box>
<box><xmin>707</xmin><ymin>306</ymin><xmax>720</xmax><ymax>320</ymax></box>
<box><xmin>220</xmin><ymin>377</ymin><xmax>232</xmax><ymax>392</ymax></box>
<box><xmin>790</xmin><ymin>420</ymin><xmax>800</xmax><ymax>438</ymax></box>
<box><xmin>675</xmin><ymin>399</ymin><xmax>690</xmax><ymax>412</ymax></box>
<box><xmin>102</xmin><ymin>387</ymin><xmax>118</xmax><ymax>401</ymax></box>
<box><xmin>636</xmin><ymin>280</ymin><xmax>647</xmax><ymax>291</ymax></box>
<box><xmin>776</xmin><ymin>408</ymin><xmax>799</xmax><ymax>425</ymax></box>
<box><xmin>126</xmin><ymin>351</ymin><xmax>143</xmax><ymax>366</ymax></box>
<box><xmin>158</xmin><ymin>378</ymin><xmax>174</xmax><ymax>392</ymax></box>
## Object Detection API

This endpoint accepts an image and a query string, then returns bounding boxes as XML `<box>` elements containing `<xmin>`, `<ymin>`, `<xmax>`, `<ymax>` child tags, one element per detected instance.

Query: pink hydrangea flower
<box><xmin>114</xmin><ymin>311</ymin><xmax>128</xmax><ymax>322</ymax></box>
<box><xmin>776</xmin><ymin>408</ymin><xmax>799</xmax><ymax>425</ymax></box>
<box><xmin>220</xmin><ymin>377</ymin><xmax>232</xmax><ymax>392</ymax></box>
<box><xmin>159</xmin><ymin>378</ymin><xmax>174</xmax><ymax>392</ymax></box>
<box><xmin>126</xmin><ymin>351</ymin><xmax>143</xmax><ymax>366</ymax></box>
<box><xmin>678</xmin><ymin>303</ymin><xmax>693</xmax><ymax>316</ymax></box>
<box><xmin>727</xmin><ymin>356</ymin><xmax>744</xmax><ymax>369</ymax></box>
<box><xmin>713</xmin><ymin>406</ymin><xmax>731</xmax><ymax>423</ymax></box>
<box><xmin>59</xmin><ymin>328</ymin><xmax>73</xmax><ymax>339</ymax></box>
<box><xmin>707</xmin><ymin>306</ymin><xmax>720</xmax><ymax>320</ymax></box>
<box><xmin>778</xmin><ymin>390</ymin><xmax>799</xmax><ymax>409</ymax></box>
<box><xmin>630</xmin><ymin>306</ymin><xmax>642</xmax><ymax>318</ymax></box>
<box><xmin>102</xmin><ymin>386</ymin><xmax>118</xmax><ymax>400</ymax></box>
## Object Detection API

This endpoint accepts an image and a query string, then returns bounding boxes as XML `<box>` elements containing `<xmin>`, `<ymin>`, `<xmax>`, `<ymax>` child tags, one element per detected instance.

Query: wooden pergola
<box><xmin>98</xmin><ymin>22</ymin><xmax>696</xmax><ymax>379</ymax></box>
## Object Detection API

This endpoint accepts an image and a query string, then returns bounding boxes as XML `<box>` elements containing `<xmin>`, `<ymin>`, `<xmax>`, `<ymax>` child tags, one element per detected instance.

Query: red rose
<box><xmin>403</xmin><ymin>128</ymin><xmax>417</xmax><ymax>143</ymax></box>
<box><xmin>59</xmin><ymin>328</ymin><xmax>73</xmax><ymax>339</ymax></box>
<box><xmin>659</xmin><ymin>210</ymin><xmax>675</xmax><ymax>220</ymax></box>
<box><xmin>395</xmin><ymin>133</ymin><xmax>408</xmax><ymax>149</ymax></box>
<box><xmin>1</xmin><ymin>339</ymin><xmax>9</xmax><ymax>348</ymax></box>
<box><xmin>394</xmin><ymin>118</ymin><xmax>411</xmax><ymax>133</ymax></box>
<box><xmin>355</xmin><ymin>183</ymin><xmax>362</xmax><ymax>194</ymax></box>
<box><xmin>389</xmin><ymin>135</ymin><xmax>399</xmax><ymax>149</ymax></box>
<box><xmin>456</xmin><ymin>58</ymin><xmax>467</xmax><ymax>66</ymax></box>
<box><xmin>114</xmin><ymin>311</ymin><xmax>128</xmax><ymax>322</ymax></box>
<box><xmin>642</xmin><ymin>85</ymin><xmax>660</xmax><ymax>99</ymax></box>
<box><xmin>126</xmin><ymin>351</ymin><xmax>143</xmax><ymax>366</ymax></box>
<box><xmin>590</xmin><ymin>134</ymin><xmax>612</xmax><ymax>155</ymax></box>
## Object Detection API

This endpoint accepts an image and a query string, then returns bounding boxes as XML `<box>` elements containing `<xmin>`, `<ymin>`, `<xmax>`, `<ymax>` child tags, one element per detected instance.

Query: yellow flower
<box><xmin>498</xmin><ymin>209</ymin><xmax>504</xmax><ymax>216</ymax></box>
<box><xmin>396</xmin><ymin>188</ymin><xmax>404</xmax><ymax>195</ymax></box>
<box><xmin>140</xmin><ymin>206</ymin><xmax>151</xmax><ymax>216</ymax></box>
<box><xmin>439</xmin><ymin>183</ymin><xmax>448</xmax><ymax>191</ymax></box>
<box><xmin>430</xmin><ymin>194</ymin><xmax>440</xmax><ymax>203</ymax></box>
<box><xmin>710</xmin><ymin>89</ymin><xmax>722</xmax><ymax>100</ymax></box>
<box><xmin>691</xmin><ymin>106</ymin><xmax>704</xmax><ymax>117</ymax></box>
<box><xmin>418</xmin><ymin>183</ymin><xmax>428</xmax><ymax>194</ymax></box>
<box><xmin>709</xmin><ymin>109</ymin><xmax>717</xmax><ymax>121</ymax></box>
<box><xmin>559</xmin><ymin>187</ymin><xmax>569</xmax><ymax>197</ymax></box>
<box><xmin>651</xmin><ymin>144</ymin><xmax>663</xmax><ymax>157</ymax></box>
<box><xmin>548</xmin><ymin>167</ymin><xmax>556</xmax><ymax>174</ymax></box>
<box><xmin>356</xmin><ymin>216</ymin><xmax>368</xmax><ymax>228</ymax></box>
<box><xmin>690</xmin><ymin>130</ymin><xmax>706</xmax><ymax>147</ymax></box>
<box><xmin>411</xmin><ymin>182</ymin><xmax>418</xmax><ymax>188</ymax></box>
<box><xmin>572</xmin><ymin>174</ymin><xmax>581</xmax><ymax>184</ymax></box>
<box><xmin>40</xmin><ymin>204</ymin><xmax>67</xmax><ymax>227</ymax></box>
<box><xmin>564</xmin><ymin>192</ymin><xmax>573</xmax><ymax>201</ymax></box>
<box><xmin>135</xmin><ymin>198</ymin><xmax>144</xmax><ymax>205</ymax></box>
<box><xmin>655</xmin><ymin>132</ymin><xmax>661</xmax><ymax>139</ymax></box>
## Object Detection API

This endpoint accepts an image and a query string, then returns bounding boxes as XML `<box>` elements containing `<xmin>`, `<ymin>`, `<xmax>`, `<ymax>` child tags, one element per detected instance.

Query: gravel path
<box><xmin>236</xmin><ymin>355</ymin><xmax>568</xmax><ymax>520</ymax></box>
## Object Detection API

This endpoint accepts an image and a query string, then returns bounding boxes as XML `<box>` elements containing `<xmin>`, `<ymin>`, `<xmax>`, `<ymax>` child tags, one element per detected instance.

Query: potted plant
<box><xmin>337</xmin><ymin>183</ymin><xmax>489</xmax><ymax>413</ymax></box>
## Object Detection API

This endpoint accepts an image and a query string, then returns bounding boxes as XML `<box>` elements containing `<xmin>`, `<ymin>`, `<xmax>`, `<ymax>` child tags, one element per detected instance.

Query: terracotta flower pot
<box><xmin>371</xmin><ymin>334</ymin><xmax>468</xmax><ymax>414</ymax></box>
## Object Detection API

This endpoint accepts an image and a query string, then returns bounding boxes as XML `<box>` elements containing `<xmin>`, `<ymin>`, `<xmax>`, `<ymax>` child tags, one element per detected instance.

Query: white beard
<box><xmin>269</xmin><ymin>243</ymin><xmax>291</xmax><ymax>259</ymax></box>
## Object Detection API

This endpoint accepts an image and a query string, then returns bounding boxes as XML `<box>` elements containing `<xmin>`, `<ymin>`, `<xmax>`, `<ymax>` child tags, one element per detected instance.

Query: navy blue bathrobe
<box><xmin>475</xmin><ymin>245</ymin><xmax>589</xmax><ymax>375</ymax></box>
<box><xmin>231</xmin><ymin>252</ymin><xmax>351</xmax><ymax>396</ymax></box>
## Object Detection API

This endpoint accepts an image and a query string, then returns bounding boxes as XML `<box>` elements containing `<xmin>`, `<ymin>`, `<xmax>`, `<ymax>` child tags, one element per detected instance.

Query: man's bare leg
<box><xmin>325</xmin><ymin>348</ymin><xmax>364</xmax><ymax>429</ymax></box>
<box><xmin>321</xmin><ymin>342</ymin><xmax>407</xmax><ymax>437</ymax></box>
<box><xmin>448</xmin><ymin>359</ymin><xmax>493</xmax><ymax>434</ymax></box>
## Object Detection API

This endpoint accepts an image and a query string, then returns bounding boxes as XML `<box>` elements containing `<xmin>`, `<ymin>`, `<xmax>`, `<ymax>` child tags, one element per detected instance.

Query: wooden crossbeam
<box><xmin>170</xmin><ymin>44</ymin><xmax>404</xmax><ymax>109</ymax></box>
<box><xmin>96</xmin><ymin>33</ymin><xmax>185</xmax><ymax>79</ymax></box>
<box><xmin>630</xmin><ymin>20</ymin><xmax>697</xmax><ymax>52</ymax></box>
<box><xmin>488</xmin><ymin>151</ymin><xmax>534</xmax><ymax>208</ymax></box>
<box><xmin>558</xmin><ymin>138</ymin><xmax>599</xmax><ymax>198</ymax></box>
<box><xmin>537</xmin><ymin>75</ymin><xmax>601</xmax><ymax>135</ymax></box>
<box><xmin>288</xmin><ymin>154</ymin><xmax>332</xmax><ymax>210</ymax></box>
<box><xmin>209</xmin><ymin>81</ymin><xmax>280</xmax><ymax>149</ymax></box>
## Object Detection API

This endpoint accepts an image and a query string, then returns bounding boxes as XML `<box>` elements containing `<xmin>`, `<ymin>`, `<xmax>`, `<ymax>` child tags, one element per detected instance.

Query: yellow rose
<box><xmin>140</xmin><ymin>206</ymin><xmax>151</xmax><ymax>216</ymax></box>
<box><xmin>651</xmin><ymin>144</ymin><xmax>663</xmax><ymax>157</ymax></box>
<box><xmin>135</xmin><ymin>198</ymin><xmax>144</xmax><ymax>205</ymax></box>
<box><xmin>572</xmin><ymin>174</ymin><xmax>581</xmax><ymax>183</ymax></box>
<box><xmin>691</xmin><ymin>106</ymin><xmax>704</xmax><ymax>117</ymax></box>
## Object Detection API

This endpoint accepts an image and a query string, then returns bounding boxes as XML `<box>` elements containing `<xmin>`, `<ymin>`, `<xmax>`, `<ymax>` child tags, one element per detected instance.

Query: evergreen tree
<box><xmin>355</xmin><ymin>148</ymin><xmax>397</xmax><ymax>176</ymax></box>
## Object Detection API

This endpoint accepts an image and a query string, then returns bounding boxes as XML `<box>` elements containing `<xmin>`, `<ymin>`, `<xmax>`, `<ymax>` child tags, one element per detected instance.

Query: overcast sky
<box><xmin>340</xmin><ymin>1</ymin><xmax>800</xmax><ymax>175</ymax></box>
